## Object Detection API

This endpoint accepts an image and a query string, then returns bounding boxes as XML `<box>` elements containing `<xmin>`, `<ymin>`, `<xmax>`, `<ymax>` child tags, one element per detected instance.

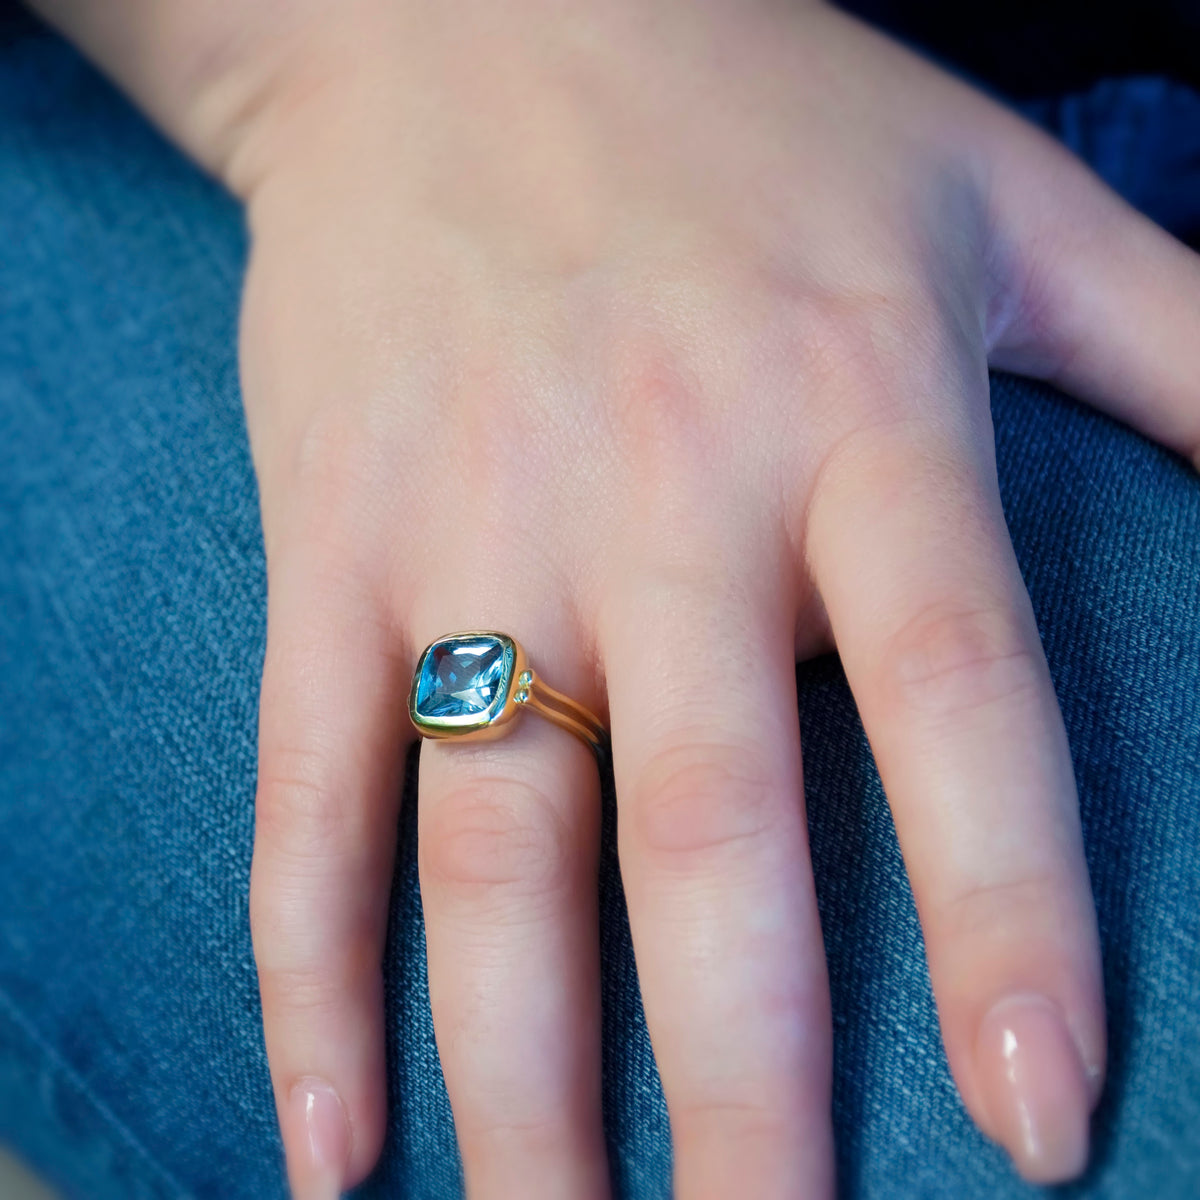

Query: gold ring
<box><xmin>408</xmin><ymin>631</ymin><xmax>608</xmax><ymax>760</ymax></box>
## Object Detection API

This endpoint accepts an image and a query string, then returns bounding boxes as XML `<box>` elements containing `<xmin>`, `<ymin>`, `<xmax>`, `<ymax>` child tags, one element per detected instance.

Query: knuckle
<box><xmin>249</xmin><ymin>871</ymin><xmax>381</xmax><ymax>1006</ymax></box>
<box><xmin>250</xmin><ymin>846</ymin><xmax>382</xmax><ymax>986</ymax></box>
<box><xmin>875</xmin><ymin>602</ymin><xmax>1043</xmax><ymax>720</ymax></box>
<box><xmin>800</xmin><ymin>403</ymin><xmax>958</xmax><ymax>549</ymax></box>
<box><xmin>255</xmin><ymin>745</ymin><xmax>353</xmax><ymax>856</ymax></box>
<box><xmin>673</xmin><ymin>1097</ymin><xmax>794</xmax><ymax>1158</ymax></box>
<box><xmin>930</xmin><ymin>873</ymin><xmax>1073</xmax><ymax>949</ymax></box>
<box><xmin>633</xmin><ymin>737</ymin><xmax>780</xmax><ymax>860</ymax></box>
<box><xmin>253</xmin><ymin>959</ymin><xmax>360</xmax><ymax>1020</ymax></box>
<box><xmin>606</xmin><ymin>341</ymin><xmax>713</xmax><ymax>477</ymax></box>
<box><xmin>287</xmin><ymin>406</ymin><xmax>390</xmax><ymax>559</ymax></box>
<box><xmin>421</xmin><ymin>776</ymin><xmax>575</xmax><ymax>900</ymax></box>
<box><xmin>293</xmin><ymin>403</ymin><xmax>375</xmax><ymax>502</ymax></box>
<box><xmin>793</xmin><ymin>289</ymin><xmax>975</xmax><ymax>532</ymax></box>
<box><xmin>463</xmin><ymin>1110</ymin><xmax>567</xmax><ymax>1161</ymax></box>
<box><xmin>804</xmin><ymin>308</ymin><xmax>887</xmax><ymax>400</ymax></box>
<box><xmin>805</xmin><ymin>409</ymin><xmax>926</xmax><ymax>521</ymax></box>
<box><xmin>791</xmin><ymin>285</ymin><xmax>928</xmax><ymax>404</ymax></box>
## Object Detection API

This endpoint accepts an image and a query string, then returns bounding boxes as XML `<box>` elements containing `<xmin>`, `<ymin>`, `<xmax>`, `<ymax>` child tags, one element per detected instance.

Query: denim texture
<box><xmin>1</xmin><ymin>22</ymin><xmax>1199</xmax><ymax>1200</ymax></box>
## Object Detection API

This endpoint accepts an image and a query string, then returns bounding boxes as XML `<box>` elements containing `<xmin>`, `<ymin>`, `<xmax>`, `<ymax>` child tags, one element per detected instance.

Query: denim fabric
<box><xmin>2</xmin><ymin>23</ymin><xmax>1200</xmax><ymax>1200</ymax></box>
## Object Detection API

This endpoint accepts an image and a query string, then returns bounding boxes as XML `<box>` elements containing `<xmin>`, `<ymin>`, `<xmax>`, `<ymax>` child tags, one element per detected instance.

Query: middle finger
<box><xmin>600</xmin><ymin>531</ymin><xmax>833</xmax><ymax>1200</ymax></box>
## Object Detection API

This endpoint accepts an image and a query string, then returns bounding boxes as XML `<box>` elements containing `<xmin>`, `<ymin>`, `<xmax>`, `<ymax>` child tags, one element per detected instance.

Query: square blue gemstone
<box><xmin>414</xmin><ymin>634</ymin><xmax>513</xmax><ymax>724</ymax></box>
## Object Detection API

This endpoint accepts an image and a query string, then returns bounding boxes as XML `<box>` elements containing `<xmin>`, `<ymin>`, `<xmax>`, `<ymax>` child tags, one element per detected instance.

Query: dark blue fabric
<box><xmin>2</xmin><ymin>25</ymin><xmax>1199</xmax><ymax>1200</ymax></box>
<box><xmin>840</xmin><ymin>0</ymin><xmax>1200</xmax><ymax>100</ymax></box>
<box><xmin>1021</xmin><ymin>75</ymin><xmax>1200</xmax><ymax>250</ymax></box>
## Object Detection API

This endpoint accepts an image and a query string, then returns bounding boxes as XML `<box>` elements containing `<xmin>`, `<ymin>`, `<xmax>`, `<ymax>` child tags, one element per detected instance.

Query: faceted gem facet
<box><xmin>414</xmin><ymin>635</ymin><xmax>512</xmax><ymax>723</ymax></box>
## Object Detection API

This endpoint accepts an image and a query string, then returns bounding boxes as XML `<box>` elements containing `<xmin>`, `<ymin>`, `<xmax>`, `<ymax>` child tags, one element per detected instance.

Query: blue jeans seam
<box><xmin>0</xmin><ymin>983</ymin><xmax>188</xmax><ymax>1197</ymax></box>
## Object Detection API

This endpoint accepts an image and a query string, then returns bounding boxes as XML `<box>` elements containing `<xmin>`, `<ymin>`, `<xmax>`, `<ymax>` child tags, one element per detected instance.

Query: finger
<box><xmin>600</xmin><ymin>539</ymin><xmax>833</xmax><ymax>1200</ymax></box>
<box><xmin>803</xmin><ymin>354</ymin><xmax>1104</xmax><ymax>1183</ymax></box>
<box><xmin>250</xmin><ymin>553</ymin><xmax>411</xmax><ymax>1200</ymax></box>
<box><xmin>414</xmin><ymin>619</ymin><xmax>609</xmax><ymax>1200</ymax></box>
<box><xmin>975</xmin><ymin>108</ymin><xmax>1200</xmax><ymax>466</ymax></box>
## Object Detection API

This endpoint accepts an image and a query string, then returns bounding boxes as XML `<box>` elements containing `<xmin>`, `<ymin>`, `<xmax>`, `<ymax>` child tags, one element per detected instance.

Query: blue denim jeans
<box><xmin>1</xmin><ymin>18</ymin><xmax>1199</xmax><ymax>1200</ymax></box>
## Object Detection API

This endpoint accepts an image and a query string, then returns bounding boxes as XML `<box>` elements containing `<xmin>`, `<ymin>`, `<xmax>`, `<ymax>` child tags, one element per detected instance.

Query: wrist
<box><xmin>213</xmin><ymin>0</ymin><xmax>833</xmax><ymax>208</ymax></box>
<box><xmin>22</xmin><ymin>0</ymin><xmax>313</xmax><ymax>189</ymax></box>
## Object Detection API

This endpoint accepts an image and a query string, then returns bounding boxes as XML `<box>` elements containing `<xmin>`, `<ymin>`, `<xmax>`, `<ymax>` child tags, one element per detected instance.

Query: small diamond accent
<box><xmin>518</xmin><ymin>671</ymin><xmax>533</xmax><ymax>688</ymax></box>
<box><xmin>515</xmin><ymin>688</ymin><xmax>529</xmax><ymax>704</ymax></box>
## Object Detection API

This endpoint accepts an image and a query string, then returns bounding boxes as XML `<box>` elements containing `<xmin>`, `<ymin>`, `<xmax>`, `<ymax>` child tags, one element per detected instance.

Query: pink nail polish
<box><xmin>287</xmin><ymin>1077</ymin><xmax>350</xmax><ymax>1200</ymax></box>
<box><xmin>975</xmin><ymin>994</ymin><xmax>1091</xmax><ymax>1183</ymax></box>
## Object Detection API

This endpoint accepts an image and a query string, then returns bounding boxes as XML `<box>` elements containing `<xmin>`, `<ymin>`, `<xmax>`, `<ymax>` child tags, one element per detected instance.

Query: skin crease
<box><xmin>26</xmin><ymin>0</ymin><xmax>1200</xmax><ymax>1196</ymax></box>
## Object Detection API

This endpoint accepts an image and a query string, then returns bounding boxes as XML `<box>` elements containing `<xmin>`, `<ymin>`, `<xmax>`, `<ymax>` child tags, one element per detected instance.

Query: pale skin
<box><xmin>27</xmin><ymin>0</ymin><xmax>1200</xmax><ymax>1196</ymax></box>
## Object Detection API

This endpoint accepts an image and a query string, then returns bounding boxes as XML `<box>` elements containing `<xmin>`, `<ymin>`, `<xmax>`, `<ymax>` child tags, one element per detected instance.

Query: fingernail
<box><xmin>975</xmin><ymin>994</ymin><xmax>1091</xmax><ymax>1183</ymax></box>
<box><xmin>286</xmin><ymin>1077</ymin><xmax>350</xmax><ymax>1200</ymax></box>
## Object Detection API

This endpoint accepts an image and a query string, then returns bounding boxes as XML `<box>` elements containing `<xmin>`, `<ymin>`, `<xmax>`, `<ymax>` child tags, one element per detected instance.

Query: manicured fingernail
<box><xmin>287</xmin><ymin>1078</ymin><xmax>350</xmax><ymax>1200</ymax></box>
<box><xmin>975</xmin><ymin>994</ymin><xmax>1090</xmax><ymax>1182</ymax></box>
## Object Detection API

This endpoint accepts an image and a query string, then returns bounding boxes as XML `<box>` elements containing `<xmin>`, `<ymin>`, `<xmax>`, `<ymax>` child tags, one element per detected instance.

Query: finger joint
<box><xmin>633</xmin><ymin>738</ymin><xmax>783</xmax><ymax>863</ymax></box>
<box><xmin>875</xmin><ymin>602</ymin><xmax>1043</xmax><ymax>722</ymax></box>
<box><xmin>421</xmin><ymin>776</ymin><xmax>578</xmax><ymax>906</ymax></box>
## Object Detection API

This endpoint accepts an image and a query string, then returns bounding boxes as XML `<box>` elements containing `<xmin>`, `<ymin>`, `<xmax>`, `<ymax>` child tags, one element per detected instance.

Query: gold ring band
<box><xmin>408</xmin><ymin>631</ymin><xmax>608</xmax><ymax>760</ymax></box>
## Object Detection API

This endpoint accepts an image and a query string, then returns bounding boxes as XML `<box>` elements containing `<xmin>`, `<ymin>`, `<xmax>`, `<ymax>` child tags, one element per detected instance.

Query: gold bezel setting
<box><xmin>408</xmin><ymin>630</ymin><xmax>608</xmax><ymax>758</ymax></box>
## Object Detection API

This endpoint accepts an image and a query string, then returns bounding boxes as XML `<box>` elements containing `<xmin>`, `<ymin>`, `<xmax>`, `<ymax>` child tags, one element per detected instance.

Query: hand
<box><xmin>219</xmin><ymin>2</ymin><xmax>1200</xmax><ymax>1196</ymax></box>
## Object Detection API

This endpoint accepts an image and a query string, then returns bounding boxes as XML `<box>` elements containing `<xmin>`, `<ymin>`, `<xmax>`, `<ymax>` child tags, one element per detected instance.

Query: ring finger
<box><xmin>414</xmin><ymin>604</ymin><xmax>609</xmax><ymax>1200</ymax></box>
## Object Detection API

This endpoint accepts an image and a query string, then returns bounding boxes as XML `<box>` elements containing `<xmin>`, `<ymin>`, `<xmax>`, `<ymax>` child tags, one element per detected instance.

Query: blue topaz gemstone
<box><xmin>411</xmin><ymin>633</ymin><xmax>515</xmax><ymax>730</ymax></box>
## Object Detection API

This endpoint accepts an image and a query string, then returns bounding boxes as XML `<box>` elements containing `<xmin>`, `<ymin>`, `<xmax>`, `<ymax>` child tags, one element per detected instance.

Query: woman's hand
<box><xmin>233</xmin><ymin>6</ymin><xmax>1200</xmax><ymax>1194</ymax></box>
<box><xmin>38</xmin><ymin>0</ymin><xmax>1200</xmax><ymax>1195</ymax></box>
<box><xmin>239</xmin><ymin>3</ymin><xmax>1200</xmax><ymax>1197</ymax></box>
